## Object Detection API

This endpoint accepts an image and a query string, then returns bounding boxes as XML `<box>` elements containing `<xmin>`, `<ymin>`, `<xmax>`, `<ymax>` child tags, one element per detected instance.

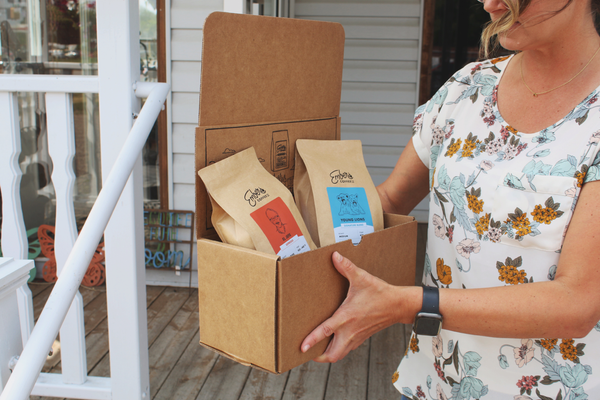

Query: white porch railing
<box><xmin>0</xmin><ymin>1</ymin><xmax>171</xmax><ymax>399</ymax></box>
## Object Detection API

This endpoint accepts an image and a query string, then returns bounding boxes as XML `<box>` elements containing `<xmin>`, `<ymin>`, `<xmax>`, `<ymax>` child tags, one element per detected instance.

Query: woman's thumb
<box><xmin>332</xmin><ymin>251</ymin><xmax>358</xmax><ymax>281</ymax></box>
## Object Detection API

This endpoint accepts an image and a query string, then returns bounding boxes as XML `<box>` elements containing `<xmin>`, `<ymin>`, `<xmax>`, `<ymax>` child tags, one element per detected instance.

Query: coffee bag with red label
<box><xmin>198</xmin><ymin>147</ymin><xmax>316</xmax><ymax>258</ymax></box>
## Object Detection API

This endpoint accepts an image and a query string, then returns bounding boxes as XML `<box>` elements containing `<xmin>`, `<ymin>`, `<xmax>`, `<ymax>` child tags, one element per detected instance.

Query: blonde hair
<box><xmin>479</xmin><ymin>0</ymin><xmax>580</xmax><ymax>59</ymax></box>
<box><xmin>479</xmin><ymin>0</ymin><xmax>530</xmax><ymax>59</ymax></box>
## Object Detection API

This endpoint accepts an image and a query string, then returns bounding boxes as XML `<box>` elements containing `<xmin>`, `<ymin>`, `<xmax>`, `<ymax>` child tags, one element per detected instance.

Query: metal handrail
<box><xmin>0</xmin><ymin>81</ymin><xmax>170</xmax><ymax>400</ymax></box>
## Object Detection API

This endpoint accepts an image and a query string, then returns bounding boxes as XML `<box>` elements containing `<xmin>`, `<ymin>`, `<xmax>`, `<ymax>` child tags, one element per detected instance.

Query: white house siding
<box><xmin>146</xmin><ymin>0</ymin><xmax>218</xmax><ymax>286</ymax></box>
<box><xmin>294</xmin><ymin>0</ymin><xmax>428</xmax><ymax>222</ymax></box>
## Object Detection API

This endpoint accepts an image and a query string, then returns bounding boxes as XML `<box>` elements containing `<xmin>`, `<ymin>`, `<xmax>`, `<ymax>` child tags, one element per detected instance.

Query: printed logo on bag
<box><xmin>244</xmin><ymin>187</ymin><xmax>269</xmax><ymax>207</ymax></box>
<box><xmin>251</xmin><ymin>197</ymin><xmax>311</xmax><ymax>258</ymax></box>
<box><xmin>326</xmin><ymin>187</ymin><xmax>374</xmax><ymax>245</ymax></box>
<box><xmin>330</xmin><ymin>170</ymin><xmax>354</xmax><ymax>184</ymax></box>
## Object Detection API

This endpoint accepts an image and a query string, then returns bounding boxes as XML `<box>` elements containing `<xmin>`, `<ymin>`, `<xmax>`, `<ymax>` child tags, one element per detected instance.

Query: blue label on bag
<box><xmin>326</xmin><ymin>187</ymin><xmax>374</xmax><ymax>245</ymax></box>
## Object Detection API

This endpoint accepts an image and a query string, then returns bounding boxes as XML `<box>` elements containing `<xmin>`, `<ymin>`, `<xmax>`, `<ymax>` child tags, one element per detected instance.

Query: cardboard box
<box><xmin>195</xmin><ymin>12</ymin><xmax>417</xmax><ymax>374</ymax></box>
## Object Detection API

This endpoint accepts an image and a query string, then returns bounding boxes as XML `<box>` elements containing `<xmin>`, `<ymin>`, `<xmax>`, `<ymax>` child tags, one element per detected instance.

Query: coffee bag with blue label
<box><xmin>294</xmin><ymin>139</ymin><xmax>384</xmax><ymax>247</ymax></box>
<box><xmin>198</xmin><ymin>147</ymin><xmax>316</xmax><ymax>259</ymax></box>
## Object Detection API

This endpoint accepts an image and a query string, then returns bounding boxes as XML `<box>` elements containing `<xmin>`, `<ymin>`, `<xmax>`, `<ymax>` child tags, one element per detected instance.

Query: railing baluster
<box><xmin>0</xmin><ymin>81</ymin><xmax>169</xmax><ymax>400</ymax></box>
<box><xmin>0</xmin><ymin>92</ymin><xmax>28</xmax><ymax>260</ymax></box>
<box><xmin>45</xmin><ymin>92</ymin><xmax>88</xmax><ymax>384</ymax></box>
<box><xmin>0</xmin><ymin>92</ymin><xmax>35</xmax><ymax>348</ymax></box>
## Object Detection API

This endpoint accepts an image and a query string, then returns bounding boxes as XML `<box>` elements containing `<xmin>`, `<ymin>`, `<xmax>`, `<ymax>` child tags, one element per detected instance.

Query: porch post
<box><xmin>96</xmin><ymin>1</ymin><xmax>150</xmax><ymax>399</ymax></box>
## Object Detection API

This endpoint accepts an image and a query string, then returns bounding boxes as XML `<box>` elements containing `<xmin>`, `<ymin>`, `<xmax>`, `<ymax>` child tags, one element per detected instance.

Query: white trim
<box><xmin>16</xmin><ymin>286</ymin><xmax>34</xmax><ymax>348</ymax></box>
<box><xmin>0</xmin><ymin>258</ymin><xmax>33</xmax><ymax>392</ymax></box>
<box><xmin>0</xmin><ymin>259</ymin><xmax>34</xmax><ymax>299</ymax></box>
<box><xmin>416</xmin><ymin>0</ymin><xmax>425</xmax><ymax>108</ymax></box>
<box><xmin>145</xmin><ymin>268</ymin><xmax>197</xmax><ymax>288</ymax></box>
<box><xmin>0</xmin><ymin>76</ymin><xmax>99</xmax><ymax>93</ymax></box>
<box><xmin>31</xmin><ymin>374</ymin><xmax>112</xmax><ymax>400</ymax></box>
<box><xmin>166</xmin><ymin>0</ymin><xmax>175</xmax><ymax>209</ymax></box>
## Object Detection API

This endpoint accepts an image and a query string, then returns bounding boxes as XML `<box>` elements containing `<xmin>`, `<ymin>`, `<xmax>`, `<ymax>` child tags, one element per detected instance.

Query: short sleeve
<box><xmin>584</xmin><ymin>142</ymin><xmax>600</xmax><ymax>184</ymax></box>
<box><xmin>411</xmin><ymin>87</ymin><xmax>445</xmax><ymax>168</ymax></box>
<box><xmin>411</xmin><ymin>103</ymin><xmax>431</xmax><ymax>167</ymax></box>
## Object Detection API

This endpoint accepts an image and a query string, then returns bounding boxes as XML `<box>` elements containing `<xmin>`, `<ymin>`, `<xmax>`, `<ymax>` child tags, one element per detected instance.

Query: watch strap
<box><xmin>421</xmin><ymin>286</ymin><xmax>439</xmax><ymax>314</ymax></box>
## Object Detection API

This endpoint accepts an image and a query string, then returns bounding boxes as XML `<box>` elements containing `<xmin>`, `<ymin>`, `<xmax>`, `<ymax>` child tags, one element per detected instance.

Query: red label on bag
<box><xmin>250</xmin><ymin>197</ymin><xmax>310</xmax><ymax>258</ymax></box>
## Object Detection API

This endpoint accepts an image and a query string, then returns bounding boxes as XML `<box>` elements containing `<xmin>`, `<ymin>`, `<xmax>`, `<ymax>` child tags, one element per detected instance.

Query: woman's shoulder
<box><xmin>422</xmin><ymin>55</ymin><xmax>513</xmax><ymax>113</ymax></box>
<box><xmin>450</xmin><ymin>55</ymin><xmax>513</xmax><ymax>83</ymax></box>
<box><xmin>416</xmin><ymin>55</ymin><xmax>514</xmax><ymax>119</ymax></box>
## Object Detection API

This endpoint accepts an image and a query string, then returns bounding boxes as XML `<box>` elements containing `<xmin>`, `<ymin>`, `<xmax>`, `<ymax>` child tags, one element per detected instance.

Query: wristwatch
<box><xmin>413</xmin><ymin>286</ymin><xmax>443</xmax><ymax>336</ymax></box>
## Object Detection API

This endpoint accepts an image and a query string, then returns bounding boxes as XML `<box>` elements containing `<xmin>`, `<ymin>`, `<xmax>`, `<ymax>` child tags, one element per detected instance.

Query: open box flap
<box><xmin>199</xmin><ymin>12</ymin><xmax>345</xmax><ymax>127</ymax></box>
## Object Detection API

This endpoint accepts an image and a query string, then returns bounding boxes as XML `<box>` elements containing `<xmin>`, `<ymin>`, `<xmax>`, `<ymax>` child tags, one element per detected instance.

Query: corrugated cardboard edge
<box><xmin>197</xmin><ymin>238</ymin><xmax>279</xmax><ymax>372</ymax></box>
<box><xmin>198</xmin><ymin>342</ymin><xmax>281</xmax><ymax>375</ymax></box>
<box><xmin>275</xmin><ymin>214</ymin><xmax>417</xmax><ymax>373</ymax></box>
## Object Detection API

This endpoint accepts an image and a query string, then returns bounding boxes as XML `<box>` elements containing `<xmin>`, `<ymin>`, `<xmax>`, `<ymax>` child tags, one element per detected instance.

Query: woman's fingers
<box><xmin>301</xmin><ymin>251</ymin><xmax>395</xmax><ymax>363</ymax></box>
<box><xmin>313</xmin><ymin>337</ymin><xmax>335</xmax><ymax>363</ymax></box>
<box><xmin>301</xmin><ymin>314</ymin><xmax>340</xmax><ymax>354</ymax></box>
<box><xmin>306</xmin><ymin>323</ymin><xmax>354</xmax><ymax>363</ymax></box>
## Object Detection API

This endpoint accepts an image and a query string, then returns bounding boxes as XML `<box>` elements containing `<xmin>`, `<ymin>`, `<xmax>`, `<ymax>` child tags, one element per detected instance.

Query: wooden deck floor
<box><xmin>29</xmin><ymin>224</ymin><xmax>427</xmax><ymax>400</ymax></box>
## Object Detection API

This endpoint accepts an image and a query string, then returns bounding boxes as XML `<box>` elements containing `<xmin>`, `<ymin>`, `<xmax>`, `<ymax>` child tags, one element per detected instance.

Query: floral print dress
<box><xmin>393</xmin><ymin>55</ymin><xmax>600</xmax><ymax>400</ymax></box>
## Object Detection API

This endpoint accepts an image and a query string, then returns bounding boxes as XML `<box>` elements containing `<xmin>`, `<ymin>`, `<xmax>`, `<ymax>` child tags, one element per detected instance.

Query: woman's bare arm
<box><xmin>301</xmin><ymin>180</ymin><xmax>600</xmax><ymax>363</ymax></box>
<box><xmin>439</xmin><ymin>179</ymin><xmax>600</xmax><ymax>339</ymax></box>
<box><xmin>377</xmin><ymin>139</ymin><xmax>430</xmax><ymax>215</ymax></box>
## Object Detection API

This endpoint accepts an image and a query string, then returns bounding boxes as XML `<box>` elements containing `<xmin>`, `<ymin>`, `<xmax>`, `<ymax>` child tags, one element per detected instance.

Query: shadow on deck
<box><xmin>29</xmin><ymin>224</ymin><xmax>427</xmax><ymax>400</ymax></box>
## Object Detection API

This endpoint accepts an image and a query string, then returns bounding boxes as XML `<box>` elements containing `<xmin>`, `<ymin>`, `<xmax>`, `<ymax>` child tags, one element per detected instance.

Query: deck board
<box><xmin>367</xmin><ymin>323</ymin><xmax>409</xmax><ymax>400</ymax></box>
<box><xmin>29</xmin><ymin>286</ymin><xmax>410</xmax><ymax>400</ymax></box>
<box><xmin>41</xmin><ymin>287</ymin><xmax>108</xmax><ymax>373</ymax></box>
<box><xmin>324</xmin><ymin>340</ymin><xmax>369</xmax><ymax>400</ymax></box>
<box><xmin>79</xmin><ymin>286</ymin><xmax>104</xmax><ymax>307</ymax></box>
<box><xmin>88</xmin><ymin>285</ymin><xmax>174</xmax><ymax>378</ymax></box>
<box><xmin>32</xmin><ymin>284</ymin><xmax>54</xmax><ymax>321</ymax></box>
<box><xmin>28</xmin><ymin>282</ymin><xmax>53</xmax><ymax>297</ymax></box>
<box><xmin>148</xmin><ymin>290</ymin><xmax>199</xmax><ymax>399</ymax></box>
<box><xmin>195</xmin><ymin>356</ymin><xmax>251</xmax><ymax>400</ymax></box>
<box><xmin>281</xmin><ymin>361</ymin><xmax>330</xmax><ymax>400</ymax></box>
<box><xmin>238</xmin><ymin>369</ymin><xmax>290</xmax><ymax>400</ymax></box>
<box><xmin>146</xmin><ymin>287</ymin><xmax>192</xmax><ymax>345</ymax></box>
<box><xmin>153</xmin><ymin>331</ymin><xmax>219</xmax><ymax>400</ymax></box>
<box><xmin>27</xmin><ymin>223</ymin><xmax>426</xmax><ymax>400</ymax></box>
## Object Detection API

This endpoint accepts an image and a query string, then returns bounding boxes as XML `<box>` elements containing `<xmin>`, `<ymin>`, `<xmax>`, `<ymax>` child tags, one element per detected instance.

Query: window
<box><xmin>0</xmin><ymin>0</ymin><xmax>163</xmax><ymax>254</ymax></box>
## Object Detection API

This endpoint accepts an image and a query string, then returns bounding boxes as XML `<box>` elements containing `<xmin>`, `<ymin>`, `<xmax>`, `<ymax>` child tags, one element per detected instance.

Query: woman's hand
<box><xmin>301</xmin><ymin>251</ymin><xmax>421</xmax><ymax>363</ymax></box>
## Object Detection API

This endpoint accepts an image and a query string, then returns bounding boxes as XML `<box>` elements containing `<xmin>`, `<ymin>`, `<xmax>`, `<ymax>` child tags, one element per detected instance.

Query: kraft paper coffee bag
<box><xmin>198</xmin><ymin>147</ymin><xmax>316</xmax><ymax>259</ymax></box>
<box><xmin>294</xmin><ymin>139</ymin><xmax>384</xmax><ymax>247</ymax></box>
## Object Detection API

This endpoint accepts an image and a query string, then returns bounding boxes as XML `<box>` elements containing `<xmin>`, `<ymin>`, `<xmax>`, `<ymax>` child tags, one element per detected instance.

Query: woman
<box><xmin>301</xmin><ymin>0</ymin><xmax>600</xmax><ymax>397</ymax></box>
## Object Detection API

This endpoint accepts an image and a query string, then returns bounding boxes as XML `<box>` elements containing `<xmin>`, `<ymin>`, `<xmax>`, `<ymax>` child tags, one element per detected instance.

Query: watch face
<box><xmin>414</xmin><ymin>313</ymin><xmax>442</xmax><ymax>336</ymax></box>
